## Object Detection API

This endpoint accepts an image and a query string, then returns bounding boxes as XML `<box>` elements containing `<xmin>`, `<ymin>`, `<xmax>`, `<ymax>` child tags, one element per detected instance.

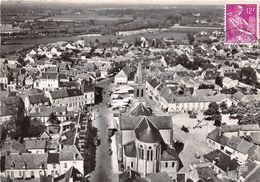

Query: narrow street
<box><xmin>89</xmin><ymin>78</ymin><xmax>119</xmax><ymax>182</ymax></box>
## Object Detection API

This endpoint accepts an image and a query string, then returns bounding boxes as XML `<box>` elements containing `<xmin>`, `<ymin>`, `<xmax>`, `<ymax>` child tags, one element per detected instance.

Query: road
<box><xmin>89</xmin><ymin>78</ymin><xmax>119</xmax><ymax>182</ymax></box>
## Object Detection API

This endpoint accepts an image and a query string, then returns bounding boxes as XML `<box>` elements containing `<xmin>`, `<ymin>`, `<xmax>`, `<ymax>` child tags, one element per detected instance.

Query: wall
<box><xmin>5</xmin><ymin>169</ymin><xmax>47</xmax><ymax>179</ymax></box>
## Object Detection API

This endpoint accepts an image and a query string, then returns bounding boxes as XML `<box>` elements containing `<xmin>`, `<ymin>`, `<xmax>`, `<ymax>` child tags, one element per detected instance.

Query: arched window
<box><xmin>137</xmin><ymin>89</ymin><xmax>140</xmax><ymax>97</ymax></box>
<box><xmin>165</xmin><ymin>162</ymin><xmax>168</xmax><ymax>168</ymax></box>
<box><xmin>147</xmin><ymin>150</ymin><xmax>150</xmax><ymax>160</ymax></box>
<box><xmin>151</xmin><ymin>150</ymin><xmax>153</xmax><ymax>160</ymax></box>
<box><xmin>141</xmin><ymin>89</ymin><xmax>144</xmax><ymax>97</ymax></box>
<box><xmin>141</xmin><ymin>149</ymin><xmax>144</xmax><ymax>159</ymax></box>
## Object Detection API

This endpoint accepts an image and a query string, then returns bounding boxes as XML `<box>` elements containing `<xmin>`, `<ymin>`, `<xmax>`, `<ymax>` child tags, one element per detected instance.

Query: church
<box><xmin>117</xmin><ymin>62</ymin><xmax>182</xmax><ymax>179</ymax></box>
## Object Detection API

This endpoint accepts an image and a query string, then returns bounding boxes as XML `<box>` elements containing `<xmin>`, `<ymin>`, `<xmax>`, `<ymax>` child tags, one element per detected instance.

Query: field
<box><xmin>0</xmin><ymin>31</ymin><xmax>187</xmax><ymax>54</ymax></box>
<box><xmin>42</xmin><ymin>14</ymin><xmax>133</xmax><ymax>21</ymax></box>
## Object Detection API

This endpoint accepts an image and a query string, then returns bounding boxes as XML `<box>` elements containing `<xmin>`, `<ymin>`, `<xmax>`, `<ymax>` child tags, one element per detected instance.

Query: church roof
<box><xmin>128</xmin><ymin>103</ymin><xmax>152</xmax><ymax>116</ymax></box>
<box><xmin>120</xmin><ymin>115</ymin><xmax>172</xmax><ymax>130</ymax></box>
<box><xmin>134</xmin><ymin>117</ymin><xmax>162</xmax><ymax>143</ymax></box>
<box><xmin>161</xmin><ymin>145</ymin><xmax>179</xmax><ymax>161</ymax></box>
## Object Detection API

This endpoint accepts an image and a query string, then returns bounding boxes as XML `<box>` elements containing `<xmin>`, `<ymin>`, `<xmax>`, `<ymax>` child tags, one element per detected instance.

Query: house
<box><xmin>188</xmin><ymin>162</ymin><xmax>222</xmax><ymax>182</ymax></box>
<box><xmin>30</xmin><ymin>106</ymin><xmax>69</xmax><ymax>124</ymax></box>
<box><xmin>0</xmin><ymin>96</ymin><xmax>24</xmax><ymax>124</ymax></box>
<box><xmin>207</xmin><ymin>127</ymin><xmax>229</xmax><ymax>151</ymax></box>
<box><xmin>222</xmin><ymin>77</ymin><xmax>238</xmax><ymax>89</ymax></box>
<box><xmin>3</xmin><ymin>153</ymin><xmax>48</xmax><ymax>180</ymax></box>
<box><xmin>24</xmin><ymin>93</ymin><xmax>50</xmax><ymax>112</ymax></box>
<box><xmin>204</xmin><ymin>149</ymin><xmax>239</xmax><ymax>180</ymax></box>
<box><xmin>114</xmin><ymin>66</ymin><xmax>136</xmax><ymax>85</ymax></box>
<box><xmin>35</xmin><ymin>72</ymin><xmax>60</xmax><ymax>91</ymax></box>
<box><xmin>46</xmin><ymin>153</ymin><xmax>60</xmax><ymax>177</ymax></box>
<box><xmin>59</xmin><ymin>145</ymin><xmax>84</xmax><ymax>175</ymax></box>
<box><xmin>54</xmin><ymin>166</ymin><xmax>83</xmax><ymax>182</ymax></box>
<box><xmin>80</xmin><ymin>80</ymin><xmax>95</xmax><ymax>105</ymax></box>
<box><xmin>24</xmin><ymin>138</ymin><xmax>47</xmax><ymax>154</ymax></box>
<box><xmin>0</xmin><ymin>140</ymin><xmax>26</xmax><ymax>156</ymax></box>
<box><xmin>119</xmin><ymin>168</ymin><xmax>148</xmax><ymax>182</ymax></box>
<box><xmin>46</xmin><ymin>88</ymin><xmax>85</xmax><ymax>110</ymax></box>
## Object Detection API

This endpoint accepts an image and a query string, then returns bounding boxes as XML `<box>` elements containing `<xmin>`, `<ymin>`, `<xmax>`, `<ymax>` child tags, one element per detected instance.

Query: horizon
<box><xmin>2</xmin><ymin>0</ymin><xmax>225</xmax><ymax>5</ymax></box>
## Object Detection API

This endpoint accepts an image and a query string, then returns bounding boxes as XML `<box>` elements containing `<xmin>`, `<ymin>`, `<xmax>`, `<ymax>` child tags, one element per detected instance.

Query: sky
<box><xmin>2</xmin><ymin>0</ymin><xmax>226</xmax><ymax>5</ymax></box>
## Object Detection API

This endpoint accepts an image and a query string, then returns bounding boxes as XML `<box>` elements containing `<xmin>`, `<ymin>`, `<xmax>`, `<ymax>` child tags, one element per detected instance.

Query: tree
<box><xmin>214</xmin><ymin>115</ymin><xmax>222</xmax><ymax>127</ymax></box>
<box><xmin>204</xmin><ymin>102</ymin><xmax>220</xmax><ymax>116</ymax></box>
<box><xmin>215</xmin><ymin>75</ymin><xmax>223</xmax><ymax>87</ymax></box>
<box><xmin>240</xmin><ymin>67</ymin><xmax>257</xmax><ymax>85</ymax></box>
<box><xmin>48</xmin><ymin>113</ymin><xmax>60</xmax><ymax>125</ymax></box>
<box><xmin>220</xmin><ymin>101</ymin><xmax>228</xmax><ymax>112</ymax></box>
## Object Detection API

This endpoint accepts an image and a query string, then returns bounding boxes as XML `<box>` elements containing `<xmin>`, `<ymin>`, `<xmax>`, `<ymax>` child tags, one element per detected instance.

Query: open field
<box><xmin>0</xmin><ymin>31</ymin><xmax>187</xmax><ymax>54</ymax></box>
<box><xmin>42</xmin><ymin>14</ymin><xmax>133</xmax><ymax>21</ymax></box>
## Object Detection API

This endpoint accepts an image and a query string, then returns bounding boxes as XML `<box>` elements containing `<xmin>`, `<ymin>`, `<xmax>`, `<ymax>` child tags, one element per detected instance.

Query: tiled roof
<box><xmin>54</xmin><ymin>166</ymin><xmax>83</xmax><ymax>182</ymax></box>
<box><xmin>47</xmin><ymin>153</ymin><xmax>59</xmax><ymax>164</ymax></box>
<box><xmin>120</xmin><ymin>115</ymin><xmax>172</xmax><ymax>130</ymax></box>
<box><xmin>123</xmin><ymin>141</ymin><xmax>136</xmax><ymax>158</ymax></box>
<box><xmin>204</xmin><ymin>149</ymin><xmax>239</xmax><ymax>172</ymax></box>
<box><xmin>119</xmin><ymin>169</ymin><xmax>147</xmax><ymax>182</ymax></box>
<box><xmin>1</xmin><ymin>140</ymin><xmax>26</xmax><ymax>155</ymax></box>
<box><xmin>24</xmin><ymin>139</ymin><xmax>46</xmax><ymax>150</ymax></box>
<box><xmin>50</xmin><ymin>88</ymin><xmax>83</xmax><ymax>99</ymax></box>
<box><xmin>41</xmin><ymin>72</ymin><xmax>58</xmax><ymax>79</ymax></box>
<box><xmin>60</xmin><ymin>145</ymin><xmax>83</xmax><ymax>161</ymax></box>
<box><xmin>226</xmin><ymin>136</ymin><xmax>242</xmax><ymax>150</ymax></box>
<box><xmin>250</xmin><ymin>132</ymin><xmax>260</xmax><ymax>145</ymax></box>
<box><xmin>134</xmin><ymin>117</ymin><xmax>163</xmax><ymax>143</ymax></box>
<box><xmin>5</xmin><ymin>153</ymin><xmax>48</xmax><ymax>169</ymax></box>
<box><xmin>248</xmin><ymin>145</ymin><xmax>260</xmax><ymax>162</ymax></box>
<box><xmin>128</xmin><ymin>103</ymin><xmax>152</xmax><ymax>116</ymax></box>
<box><xmin>207</xmin><ymin>128</ymin><xmax>228</xmax><ymax>146</ymax></box>
<box><xmin>161</xmin><ymin>145</ymin><xmax>179</xmax><ymax>161</ymax></box>
<box><xmin>27</xmin><ymin>94</ymin><xmax>49</xmax><ymax>104</ymax></box>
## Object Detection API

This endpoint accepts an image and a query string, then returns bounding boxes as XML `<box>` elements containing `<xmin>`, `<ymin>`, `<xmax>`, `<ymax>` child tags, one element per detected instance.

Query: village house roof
<box><xmin>1</xmin><ymin>140</ymin><xmax>26</xmax><ymax>155</ymax></box>
<box><xmin>128</xmin><ymin>103</ymin><xmax>152</xmax><ymax>116</ymax></box>
<box><xmin>60</xmin><ymin>145</ymin><xmax>83</xmax><ymax>161</ymax></box>
<box><xmin>41</xmin><ymin>72</ymin><xmax>58</xmax><ymax>80</ymax></box>
<box><xmin>120</xmin><ymin>115</ymin><xmax>172</xmax><ymax>131</ymax></box>
<box><xmin>204</xmin><ymin>149</ymin><xmax>239</xmax><ymax>172</ymax></box>
<box><xmin>27</xmin><ymin>94</ymin><xmax>49</xmax><ymax>104</ymax></box>
<box><xmin>50</xmin><ymin>88</ymin><xmax>83</xmax><ymax>99</ymax></box>
<box><xmin>240</xmin><ymin>160</ymin><xmax>258</xmax><ymax>180</ymax></box>
<box><xmin>161</xmin><ymin>145</ymin><xmax>179</xmax><ymax>161</ymax></box>
<box><xmin>5</xmin><ymin>153</ymin><xmax>48</xmax><ymax>169</ymax></box>
<box><xmin>248</xmin><ymin>145</ymin><xmax>260</xmax><ymax>162</ymax></box>
<box><xmin>123</xmin><ymin>140</ymin><xmax>136</xmax><ymax>158</ymax></box>
<box><xmin>147</xmin><ymin>78</ymin><xmax>160</xmax><ymax>88</ymax></box>
<box><xmin>134</xmin><ymin>117</ymin><xmax>163</xmax><ymax>143</ymax></box>
<box><xmin>24</xmin><ymin>138</ymin><xmax>46</xmax><ymax>150</ymax></box>
<box><xmin>207</xmin><ymin>128</ymin><xmax>229</xmax><ymax>146</ymax></box>
<box><xmin>54</xmin><ymin>166</ymin><xmax>83</xmax><ymax>182</ymax></box>
<box><xmin>119</xmin><ymin>169</ymin><xmax>147</xmax><ymax>182</ymax></box>
<box><xmin>47</xmin><ymin>153</ymin><xmax>60</xmax><ymax>164</ymax></box>
<box><xmin>250</xmin><ymin>132</ymin><xmax>260</xmax><ymax>145</ymax></box>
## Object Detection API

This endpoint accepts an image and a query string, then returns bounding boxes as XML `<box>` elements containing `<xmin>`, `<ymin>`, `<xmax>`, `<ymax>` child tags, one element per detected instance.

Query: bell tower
<box><xmin>134</xmin><ymin>62</ymin><xmax>145</xmax><ymax>99</ymax></box>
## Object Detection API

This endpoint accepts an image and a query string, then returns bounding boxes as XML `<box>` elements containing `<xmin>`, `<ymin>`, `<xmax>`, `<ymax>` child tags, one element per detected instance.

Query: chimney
<box><xmin>213</xmin><ymin>157</ymin><xmax>220</xmax><ymax>164</ymax></box>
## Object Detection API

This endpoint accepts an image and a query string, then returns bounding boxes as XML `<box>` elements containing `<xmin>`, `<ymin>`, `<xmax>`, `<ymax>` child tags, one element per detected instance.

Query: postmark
<box><xmin>225</xmin><ymin>3</ymin><xmax>259</xmax><ymax>44</ymax></box>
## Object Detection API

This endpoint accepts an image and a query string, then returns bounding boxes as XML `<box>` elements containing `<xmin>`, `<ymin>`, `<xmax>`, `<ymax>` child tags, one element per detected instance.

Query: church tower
<box><xmin>134</xmin><ymin>62</ymin><xmax>145</xmax><ymax>99</ymax></box>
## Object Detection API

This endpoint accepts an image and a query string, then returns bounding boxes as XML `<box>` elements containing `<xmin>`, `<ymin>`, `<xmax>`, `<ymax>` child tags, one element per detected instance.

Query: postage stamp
<box><xmin>225</xmin><ymin>3</ymin><xmax>259</xmax><ymax>44</ymax></box>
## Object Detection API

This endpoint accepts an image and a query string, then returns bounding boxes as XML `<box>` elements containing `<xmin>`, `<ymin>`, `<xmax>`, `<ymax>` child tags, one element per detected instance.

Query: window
<box><xmin>172</xmin><ymin>162</ymin><xmax>175</xmax><ymax>168</ymax></box>
<box><xmin>141</xmin><ymin>149</ymin><xmax>144</xmax><ymax>159</ymax></box>
<box><xmin>53</xmin><ymin>164</ymin><xmax>56</xmax><ymax>169</ymax></box>
<box><xmin>147</xmin><ymin>150</ymin><xmax>150</xmax><ymax>160</ymax></box>
<box><xmin>141</xmin><ymin>89</ymin><xmax>144</xmax><ymax>97</ymax></box>
<box><xmin>131</xmin><ymin>162</ymin><xmax>134</xmax><ymax>168</ymax></box>
<box><xmin>31</xmin><ymin>171</ymin><xmax>34</xmax><ymax>177</ymax></box>
<box><xmin>11</xmin><ymin>171</ymin><xmax>14</xmax><ymax>178</ymax></box>
<box><xmin>64</xmin><ymin>163</ymin><xmax>67</xmax><ymax>168</ymax></box>
<box><xmin>19</xmin><ymin>171</ymin><xmax>22</xmax><ymax>176</ymax></box>
<box><xmin>151</xmin><ymin>150</ymin><xmax>153</xmax><ymax>160</ymax></box>
<box><xmin>221</xmin><ymin>145</ymin><xmax>224</xmax><ymax>150</ymax></box>
<box><xmin>137</xmin><ymin>89</ymin><xmax>139</xmax><ymax>97</ymax></box>
<box><xmin>165</xmin><ymin>162</ymin><xmax>168</xmax><ymax>168</ymax></box>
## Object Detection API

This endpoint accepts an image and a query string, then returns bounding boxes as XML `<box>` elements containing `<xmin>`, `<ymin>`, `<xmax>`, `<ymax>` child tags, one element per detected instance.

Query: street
<box><xmin>89</xmin><ymin>78</ymin><xmax>119</xmax><ymax>182</ymax></box>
